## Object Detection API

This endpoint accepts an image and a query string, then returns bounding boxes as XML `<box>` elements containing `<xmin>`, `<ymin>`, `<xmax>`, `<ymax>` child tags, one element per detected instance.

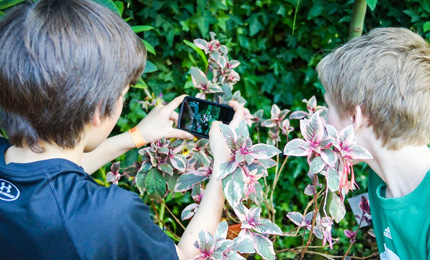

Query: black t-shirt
<box><xmin>0</xmin><ymin>138</ymin><xmax>179</xmax><ymax>260</ymax></box>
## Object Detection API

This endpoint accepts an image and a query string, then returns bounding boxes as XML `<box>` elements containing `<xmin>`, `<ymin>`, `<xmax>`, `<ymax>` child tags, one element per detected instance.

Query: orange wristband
<box><xmin>129</xmin><ymin>126</ymin><xmax>146</xmax><ymax>148</ymax></box>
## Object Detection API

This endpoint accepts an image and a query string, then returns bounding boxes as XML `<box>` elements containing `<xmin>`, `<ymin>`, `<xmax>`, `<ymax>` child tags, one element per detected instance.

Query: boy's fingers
<box><xmin>170</xmin><ymin>111</ymin><xmax>179</xmax><ymax>124</ymax></box>
<box><xmin>228</xmin><ymin>101</ymin><xmax>245</xmax><ymax>128</ymax></box>
<box><xmin>165</xmin><ymin>94</ymin><xmax>188</xmax><ymax>111</ymax></box>
<box><xmin>209</xmin><ymin>121</ymin><xmax>221</xmax><ymax>135</ymax></box>
<box><xmin>168</xmin><ymin>128</ymin><xmax>195</xmax><ymax>140</ymax></box>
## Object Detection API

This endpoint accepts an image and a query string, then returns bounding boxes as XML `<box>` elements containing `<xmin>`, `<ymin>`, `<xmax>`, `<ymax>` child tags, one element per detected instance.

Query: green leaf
<box><xmin>144</xmin><ymin>60</ymin><xmax>158</xmax><ymax>73</ymax></box>
<box><xmin>135</xmin><ymin>171</ymin><xmax>146</xmax><ymax>193</ymax></box>
<box><xmin>184</xmin><ymin>40</ymin><xmax>208</xmax><ymax>68</ymax></box>
<box><xmin>419</xmin><ymin>0</ymin><xmax>430</xmax><ymax>13</ymax></box>
<box><xmin>0</xmin><ymin>0</ymin><xmax>25</xmax><ymax>10</ymax></box>
<box><xmin>114</xmin><ymin>1</ymin><xmax>123</xmax><ymax>16</ymax></box>
<box><xmin>92</xmin><ymin>0</ymin><xmax>121</xmax><ymax>15</ymax></box>
<box><xmin>131</xmin><ymin>25</ymin><xmax>154</xmax><ymax>33</ymax></box>
<box><xmin>145</xmin><ymin>168</ymin><xmax>166</xmax><ymax>199</ymax></box>
<box><xmin>424</xmin><ymin>21</ymin><xmax>430</xmax><ymax>33</ymax></box>
<box><xmin>164</xmin><ymin>172</ymin><xmax>179</xmax><ymax>192</ymax></box>
<box><xmin>366</xmin><ymin>0</ymin><xmax>377</xmax><ymax>11</ymax></box>
<box><xmin>159</xmin><ymin>163</ymin><xmax>174</xmax><ymax>176</ymax></box>
<box><xmin>142</xmin><ymin>40</ymin><xmax>156</xmax><ymax>55</ymax></box>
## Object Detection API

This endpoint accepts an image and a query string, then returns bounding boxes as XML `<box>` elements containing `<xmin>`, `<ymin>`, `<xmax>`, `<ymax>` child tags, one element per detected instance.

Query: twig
<box><xmin>300</xmin><ymin>176</ymin><xmax>320</xmax><ymax>259</ymax></box>
<box><xmin>277</xmin><ymin>248</ymin><xmax>378</xmax><ymax>260</ymax></box>
<box><xmin>161</xmin><ymin>200</ymin><xmax>186</xmax><ymax>231</ymax></box>
<box><xmin>270</xmin><ymin>155</ymin><xmax>289</xmax><ymax>218</ymax></box>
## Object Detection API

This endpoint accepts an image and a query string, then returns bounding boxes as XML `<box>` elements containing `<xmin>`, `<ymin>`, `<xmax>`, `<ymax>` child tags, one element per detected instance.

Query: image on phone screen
<box><xmin>179</xmin><ymin>97</ymin><xmax>234</xmax><ymax>138</ymax></box>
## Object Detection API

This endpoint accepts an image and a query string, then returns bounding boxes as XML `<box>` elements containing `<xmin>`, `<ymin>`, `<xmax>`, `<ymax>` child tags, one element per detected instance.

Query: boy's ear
<box><xmin>91</xmin><ymin>103</ymin><xmax>103</xmax><ymax>127</ymax></box>
<box><xmin>352</xmin><ymin>105</ymin><xmax>368</xmax><ymax>131</ymax></box>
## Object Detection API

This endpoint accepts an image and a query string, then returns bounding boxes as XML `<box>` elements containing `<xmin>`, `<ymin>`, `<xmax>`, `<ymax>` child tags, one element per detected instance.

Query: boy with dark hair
<box><xmin>317</xmin><ymin>27</ymin><xmax>430</xmax><ymax>259</ymax></box>
<box><xmin>0</xmin><ymin>0</ymin><xmax>244</xmax><ymax>259</ymax></box>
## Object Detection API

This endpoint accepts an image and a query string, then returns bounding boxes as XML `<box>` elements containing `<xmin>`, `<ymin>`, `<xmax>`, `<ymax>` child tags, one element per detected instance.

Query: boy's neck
<box><xmin>366</xmin><ymin>143</ymin><xmax>430</xmax><ymax>198</ymax></box>
<box><xmin>4</xmin><ymin>142</ymin><xmax>84</xmax><ymax>166</ymax></box>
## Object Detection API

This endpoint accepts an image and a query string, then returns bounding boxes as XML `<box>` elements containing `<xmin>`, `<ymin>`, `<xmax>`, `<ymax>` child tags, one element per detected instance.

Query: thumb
<box><xmin>167</xmin><ymin>128</ymin><xmax>195</xmax><ymax>141</ymax></box>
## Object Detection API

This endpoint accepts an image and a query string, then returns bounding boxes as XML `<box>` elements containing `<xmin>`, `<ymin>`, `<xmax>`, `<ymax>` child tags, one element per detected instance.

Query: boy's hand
<box><xmin>136</xmin><ymin>95</ymin><xmax>195</xmax><ymax>144</ymax></box>
<box><xmin>209</xmin><ymin>100</ymin><xmax>244</xmax><ymax>169</ymax></box>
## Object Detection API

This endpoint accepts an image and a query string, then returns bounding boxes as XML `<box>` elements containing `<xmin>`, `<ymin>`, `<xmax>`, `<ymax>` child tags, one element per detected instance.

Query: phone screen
<box><xmin>179</xmin><ymin>96</ymin><xmax>235</xmax><ymax>138</ymax></box>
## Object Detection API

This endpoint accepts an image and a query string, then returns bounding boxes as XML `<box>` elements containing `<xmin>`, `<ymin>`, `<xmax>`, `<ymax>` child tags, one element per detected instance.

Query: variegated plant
<box><xmin>284</xmin><ymin>99</ymin><xmax>372</xmax><ymax>254</ymax></box>
<box><xmin>108</xmin><ymin>33</ymin><xmax>373</xmax><ymax>259</ymax></box>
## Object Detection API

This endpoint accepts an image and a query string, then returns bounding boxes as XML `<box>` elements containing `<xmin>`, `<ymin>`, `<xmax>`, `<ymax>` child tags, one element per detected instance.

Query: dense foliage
<box><xmin>2</xmin><ymin>0</ymin><xmax>430</xmax><ymax>258</ymax></box>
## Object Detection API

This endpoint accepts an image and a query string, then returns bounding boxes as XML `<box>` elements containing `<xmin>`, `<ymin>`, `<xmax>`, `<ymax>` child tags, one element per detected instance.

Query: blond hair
<box><xmin>317</xmin><ymin>27</ymin><xmax>430</xmax><ymax>150</ymax></box>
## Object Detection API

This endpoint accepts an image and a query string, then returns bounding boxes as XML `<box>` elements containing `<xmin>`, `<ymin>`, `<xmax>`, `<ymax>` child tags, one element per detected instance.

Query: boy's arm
<box><xmin>175</xmin><ymin>101</ymin><xmax>244</xmax><ymax>259</ymax></box>
<box><xmin>81</xmin><ymin>95</ymin><xmax>194</xmax><ymax>174</ymax></box>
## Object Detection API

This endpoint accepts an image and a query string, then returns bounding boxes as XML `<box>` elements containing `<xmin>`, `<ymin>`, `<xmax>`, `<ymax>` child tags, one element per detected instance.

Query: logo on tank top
<box><xmin>0</xmin><ymin>179</ymin><xmax>20</xmax><ymax>202</ymax></box>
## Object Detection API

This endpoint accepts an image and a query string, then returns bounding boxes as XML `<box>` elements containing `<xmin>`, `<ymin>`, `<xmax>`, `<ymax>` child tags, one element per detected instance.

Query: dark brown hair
<box><xmin>0</xmin><ymin>0</ymin><xmax>146</xmax><ymax>152</ymax></box>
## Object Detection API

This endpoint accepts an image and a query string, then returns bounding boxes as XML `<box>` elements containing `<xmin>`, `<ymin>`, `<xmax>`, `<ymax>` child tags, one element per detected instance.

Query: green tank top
<box><xmin>368</xmin><ymin>169</ymin><xmax>430</xmax><ymax>259</ymax></box>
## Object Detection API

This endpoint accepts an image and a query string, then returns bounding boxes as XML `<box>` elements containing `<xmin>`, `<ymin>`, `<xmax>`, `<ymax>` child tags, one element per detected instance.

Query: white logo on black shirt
<box><xmin>0</xmin><ymin>179</ymin><xmax>20</xmax><ymax>201</ymax></box>
<box><xmin>384</xmin><ymin>227</ymin><xmax>392</xmax><ymax>240</ymax></box>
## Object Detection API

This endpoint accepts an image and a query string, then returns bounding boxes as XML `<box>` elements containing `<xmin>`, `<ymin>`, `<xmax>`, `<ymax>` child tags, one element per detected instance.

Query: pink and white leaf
<box><xmin>283</xmin><ymin>139</ymin><xmax>310</xmax><ymax>157</ymax></box>
<box><xmin>190</xmin><ymin>67</ymin><xmax>208</xmax><ymax>90</ymax></box>
<box><xmin>289</xmin><ymin>110</ymin><xmax>308</xmax><ymax>120</ymax></box>
<box><xmin>286</xmin><ymin>212</ymin><xmax>305</xmax><ymax>227</ymax></box>
<box><xmin>194</xmin><ymin>39</ymin><xmax>208</xmax><ymax>51</ymax></box>
<box><xmin>169</xmin><ymin>154</ymin><xmax>187</xmax><ymax>172</ymax></box>
<box><xmin>309</xmin><ymin>156</ymin><xmax>325</xmax><ymax>174</ymax></box>
<box><xmin>207</xmin><ymin>83</ymin><xmax>223</xmax><ymax>93</ymax></box>
<box><xmin>349</xmin><ymin>145</ymin><xmax>373</xmax><ymax>160</ymax></box>
<box><xmin>327</xmin><ymin>167</ymin><xmax>340</xmax><ymax>192</ymax></box>
<box><xmin>252</xmin><ymin>233</ymin><xmax>276</xmax><ymax>260</ymax></box>
<box><xmin>228</xmin><ymin>60</ymin><xmax>240</xmax><ymax>69</ymax></box>
<box><xmin>215</xmin><ymin>220</ymin><xmax>229</xmax><ymax>240</ymax></box>
<box><xmin>175</xmin><ymin>170</ymin><xmax>209</xmax><ymax>192</ymax></box>
<box><xmin>222</xmin><ymin>167</ymin><xmax>245</xmax><ymax>207</ymax></box>
<box><xmin>250</xmin><ymin>144</ymin><xmax>281</xmax><ymax>160</ymax></box>
<box><xmin>253</xmin><ymin>219</ymin><xmax>282</xmax><ymax>235</ymax></box>
<box><xmin>181</xmin><ymin>203</ymin><xmax>199</xmax><ymax>220</ymax></box>
<box><xmin>231</xmin><ymin>235</ymin><xmax>255</xmax><ymax>254</ymax></box>
<box><xmin>219</xmin><ymin>124</ymin><xmax>236</xmax><ymax>150</ymax></box>
<box><xmin>270</xmin><ymin>104</ymin><xmax>281</xmax><ymax>119</ymax></box>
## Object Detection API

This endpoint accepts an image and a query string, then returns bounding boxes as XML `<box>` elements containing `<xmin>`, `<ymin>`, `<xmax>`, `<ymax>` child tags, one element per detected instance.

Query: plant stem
<box><xmin>150</xmin><ymin>201</ymin><xmax>181</xmax><ymax>241</ymax></box>
<box><xmin>270</xmin><ymin>155</ymin><xmax>289</xmax><ymax>223</ymax></box>
<box><xmin>300</xmin><ymin>176</ymin><xmax>320</xmax><ymax>259</ymax></box>
<box><xmin>349</xmin><ymin>0</ymin><xmax>367</xmax><ymax>40</ymax></box>
<box><xmin>161</xmin><ymin>200</ymin><xmax>186</xmax><ymax>231</ymax></box>
<box><xmin>342</xmin><ymin>212</ymin><xmax>365</xmax><ymax>259</ymax></box>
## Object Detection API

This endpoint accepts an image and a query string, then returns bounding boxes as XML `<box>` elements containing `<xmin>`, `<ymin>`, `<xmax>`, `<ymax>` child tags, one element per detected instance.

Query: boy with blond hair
<box><xmin>0</xmin><ymin>0</ymin><xmax>243</xmax><ymax>259</ymax></box>
<box><xmin>317</xmin><ymin>27</ymin><xmax>430</xmax><ymax>259</ymax></box>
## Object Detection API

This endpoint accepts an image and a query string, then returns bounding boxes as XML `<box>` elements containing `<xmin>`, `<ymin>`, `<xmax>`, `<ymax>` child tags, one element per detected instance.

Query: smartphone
<box><xmin>178</xmin><ymin>96</ymin><xmax>235</xmax><ymax>138</ymax></box>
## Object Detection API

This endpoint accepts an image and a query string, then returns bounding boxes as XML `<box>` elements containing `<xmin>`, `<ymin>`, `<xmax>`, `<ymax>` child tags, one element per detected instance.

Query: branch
<box><xmin>349</xmin><ymin>0</ymin><xmax>367</xmax><ymax>40</ymax></box>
